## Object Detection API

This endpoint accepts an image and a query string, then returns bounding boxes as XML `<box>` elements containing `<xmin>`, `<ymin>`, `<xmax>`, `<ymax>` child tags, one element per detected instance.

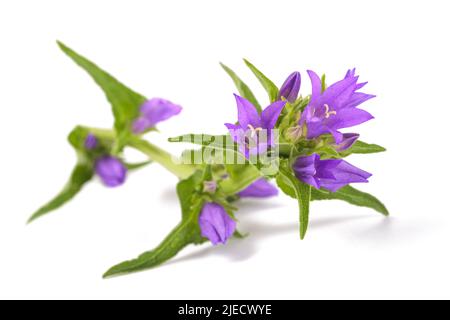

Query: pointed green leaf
<box><xmin>341</xmin><ymin>140</ymin><xmax>386</xmax><ymax>156</ymax></box>
<box><xmin>177</xmin><ymin>171</ymin><xmax>203</xmax><ymax>220</ymax></box>
<box><xmin>220</xmin><ymin>62</ymin><xmax>262</xmax><ymax>112</ymax></box>
<box><xmin>277</xmin><ymin>172</ymin><xmax>388</xmax><ymax>216</ymax></box>
<box><xmin>278</xmin><ymin>168</ymin><xmax>311</xmax><ymax>239</ymax></box>
<box><xmin>311</xmin><ymin>186</ymin><xmax>389</xmax><ymax>216</ymax></box>
<box><xmin>243</xmin><ymin>59</ymin><xmax>279</xmax><ymax>103</ymax></box>
<box><xmin>57</xmin><ymin>41</ymin><xmax>147</xmax><ymax>138</ymax></box>
<box><xmin>28</xmin><ymin>162</ymin><xmax>94</xmax><ymax>223</ymax></box>
<box><xmin>103</xmin><ymin>173</ymin><xmax>205</xmax><ymax>277</ymax></box>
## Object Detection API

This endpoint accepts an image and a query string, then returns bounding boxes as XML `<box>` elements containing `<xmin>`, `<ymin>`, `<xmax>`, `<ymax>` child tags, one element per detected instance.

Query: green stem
<box><xmin>127</xmin><ymin>137</ymin><xmax>197</xmax><ymax>179</ymax></box>
<box><xmin>87</xmin><ymin>127</ymin><xmax>197</xmax><ymax>179</ymax></box>
<box><xmin>88</xmin><ymin>126</ymin><xmax>261</xmax><ymax>194</ymax></box>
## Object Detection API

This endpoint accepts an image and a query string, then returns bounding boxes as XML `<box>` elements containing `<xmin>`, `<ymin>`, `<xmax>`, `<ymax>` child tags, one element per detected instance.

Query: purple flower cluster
<box><xmin>224</xmin><ymin>68</ymin><xmax>375</xmax><ymax>194</ymax></box>
<box><xmin>293</xmin><ymin>69</ymin><xmax>375</xmax><ymax>191</ymax></box>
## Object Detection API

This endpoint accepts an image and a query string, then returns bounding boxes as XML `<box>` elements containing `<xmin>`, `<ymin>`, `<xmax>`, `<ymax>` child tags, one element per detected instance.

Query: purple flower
<box><xmin>238</xmin><ymin>178</ymin><xmax>279</xmax><ymax>198</ymax></box>
<box><xmin>84</xmin><ymin>133</ymin><xmax>98</xmax><ymax>150</ymax></box>
<box><xmin>335</xmin><ymin>133</ymin><xmax>360</xmax><ymax>151</ymax></box>
<box><xmin>132</xmin><ymin>98</ymin><xmax>182</xmax><ymax>134</ymax></box>
<box><xmin>293</xmin><ymin>153</ymin><xmax>371</xmax><ymax>192</ymax></box>
<box><xmin>278</xmin><ymin>71</ymin><xmax>301</xmax><ymax>103</ymax></box>
<box><xmin>199</xmin><ymin>202</ymin><xmax>236</xmax><ymax>245</ymax></box>
<box><xmin>225</xmin><ymin>94</ymin><xmax>286</xmax><ymax>158</ymax></box>
<box><xmin>300</xmin><ymin>69</ymin><xmax>375</xmax><ymax>143</ymax></box>
<box><xmin>94</xmin><ymin>156</ymin><xmax>127</xmax><ymax>187</ymax></box>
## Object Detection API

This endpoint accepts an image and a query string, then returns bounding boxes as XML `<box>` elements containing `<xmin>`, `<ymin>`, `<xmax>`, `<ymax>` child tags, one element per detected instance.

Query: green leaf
<box><xmin>243</xmin><ymin>59</ymin><xmax>279</xmax><ymax>103</ymax></box>
<box><xmin>57</xmin><ymin>41</ymin><xmax>147</xmax><ymax>141</ymax></box>
<box><xmin>278</xmin><ymin>167</ymin><xmax>311</xmax><ymax>239</ymax></box>
<box><xmin>220</xmin><ymin>62</ymin><xmax>262</xmax><ymax>113</ymax></box>
<box><xmin>311</xmin><ymin>186</ymin><xmax>389</xmax><ymax>216</ymax></box>
<box><xmin>176</xmin><ymin>171</ymin><xmax>203</xmax><ymax>220</ymax></box>
<box><xmin>103</xmin><ymin>173</ymin><xmax>205</xmax><ymax>278</ymax></box>
<box><xmin>277</xmin><ymin>172</ymin><xmax>388</xmax><ymax>216</ymax></box>
<box><xmin>28</xmin><ymin>162</ymin><xmax>94</xmax><ymax>223</ymax></box>
<box><xmin>169</xmin><ymin>134</ymin><xmax>236</xmax><ymax>151</ymax></box>
<box><xmin>341</xmin><ymin>140</ymin><xmax>386</xmax><ymax>156</ymax></box>
<box><xmin>125</xmin><ymin>160</ymin><xmax>153</xmax><ymax>171</ymax></box>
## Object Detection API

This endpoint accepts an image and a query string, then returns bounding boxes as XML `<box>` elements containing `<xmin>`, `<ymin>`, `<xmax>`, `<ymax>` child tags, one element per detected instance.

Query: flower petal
<box><xmin>224</xmin><ymin>123</ymin><xmax>242</xmax><ymax>143</ymax></box>
<box><xmin>278</xmin><ymin>71</ymin><xmax>301</xmax><ymax>103</ymax></box>
<box><xmin>320</xmin><ymin>75</ymin><xmax>358</xmax><ymax>109</ymax></box>
<box><xmin>307</xmin><ymin>70</ymin><xmax>322</xmax><ymax>103</ymax></box>
<box><xmin>139</xmin><ymin>98</ymin><xmax>182</xmax><ymax>128</ymax></box>
<box><xmin>261</xmin><ymin>100</ymin><xmax>286</xmax><ymax>129</ymax></box>
<box><xmin>94</xmin><ymin>156</ymin><xmax>127</xmax><ymax>188</ymax></box>
<box><xmin>327</xmin><ymin>108</ymin><xmax>374</xmax><ymax>130</ymax></box>
<box><xmin>238</xmin><ymin>178</ymin><xmax>279</xmax><ymax>198</ymax></box>
<box><xmin>234</xmin><ymin>94</ymin><xmax>261</xmax><ymax>128</ymax></box>
<box><xmin>319</xmin><ymin>160</ymin><xmax>371</xmax><ymax>192</ymax></box>
<box><xmin>199</xmin><ymin>203</ymin><xmax>236</xmax><ymax>245</ymax></box>
<box><xmin>345</xmin><ymin>92</ymin><xmax>376</xmax><ymax>109</ymax></box>
<box><xmin>292</xmin><ymin>154</ymin><xmax>321</xmax><ymax>189</ymax></box>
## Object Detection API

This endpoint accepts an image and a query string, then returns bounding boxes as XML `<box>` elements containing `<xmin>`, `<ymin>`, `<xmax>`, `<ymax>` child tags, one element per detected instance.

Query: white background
<box><xmin>0</xmin><ymin>0</ymin><xmax>449</xmax><ymax>299</ymax></box>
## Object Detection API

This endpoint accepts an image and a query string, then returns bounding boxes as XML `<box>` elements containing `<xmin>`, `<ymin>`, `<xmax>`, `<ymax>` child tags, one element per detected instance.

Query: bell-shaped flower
<box><xmin>132</xmin><ymin>98</ymin><xmax>182</xmax><ymax>134</ymax></box>
<box><xmin>299</xmin><ymin>69</ymin><xmax>375</xmax><ymax>144</ymax></box>
<box><xmin>278</xmin><ymin>71</ymin><xmax>301</xmax><ymax>103</ymax></box>
<box><xmin>225</xmin><ymin>94</ymin><xmax>286</xmax><ymax>158</ymax></box>
<box><xmin>94</xmin><ymin>156</ymin><xmax>127</xmax><ymax>187</ymax></box>
<box><xmin>292</xmin><ymin>153</ymin><xmax>371</xmax><ymax>192</ymax></box>
<box><xmin>199</xmin><ymin>202</ymin><xmax>236</xmax><ymax>245</ymax></box>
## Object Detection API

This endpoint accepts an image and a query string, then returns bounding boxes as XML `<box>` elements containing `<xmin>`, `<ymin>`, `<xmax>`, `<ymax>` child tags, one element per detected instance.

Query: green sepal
<box><xmin>243</xmin><ymin>59</ymin><xmax>279</xmax><ymax>103</ymax></box>
<box><xmin>220</xmin><ymin>62</ymin><xmax>262</xmax><ymax>113</ymax></box>
<box><xmin>321</xmin><ymin>74</ymin><xmax>327</xmax><ymax>92</ymax></box>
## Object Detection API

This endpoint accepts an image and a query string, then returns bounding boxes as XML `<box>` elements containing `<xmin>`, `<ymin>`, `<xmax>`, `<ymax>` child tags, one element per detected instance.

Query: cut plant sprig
<box><xmin>30</xmin><ymin>43</ymin><xmax>389</xmax><ymax>277</ymax></box>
